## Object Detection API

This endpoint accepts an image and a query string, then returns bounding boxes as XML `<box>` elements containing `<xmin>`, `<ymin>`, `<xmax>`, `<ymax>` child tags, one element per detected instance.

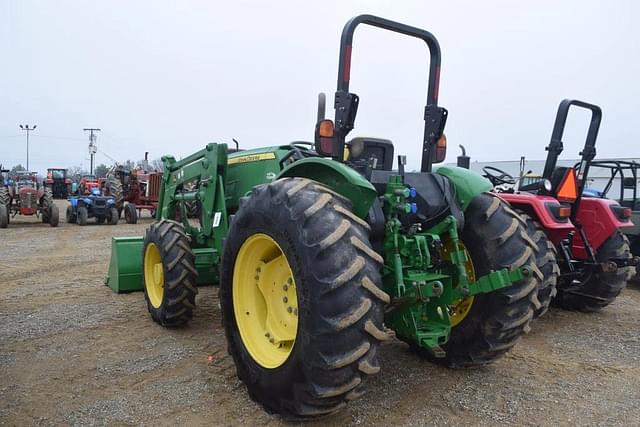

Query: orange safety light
<box><xmin>318</xmin><ymin>120</ymin><xmax>334</xmax><ymax>138</ymax></box>
<box><xmin>434</xmin><ymin>134</ymin><xmax>447</xmax><ymax>163</ymax></box>
<box><xmin>556</xmin><ymin>169</ymin><xmax>578</xmax><ymax>203</ymax></box>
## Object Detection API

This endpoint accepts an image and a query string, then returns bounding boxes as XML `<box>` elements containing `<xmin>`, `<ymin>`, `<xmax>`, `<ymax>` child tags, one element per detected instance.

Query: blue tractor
<box><xmin>66</xmin><ymin>188</ymin><xmax>118</xmax><ymax>225</ymax></box>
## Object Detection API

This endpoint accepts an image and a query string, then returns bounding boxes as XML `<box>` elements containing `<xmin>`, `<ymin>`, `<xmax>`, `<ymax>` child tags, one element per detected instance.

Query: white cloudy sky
<box><xmin>1</xmin><ymin>0</ymin><xmax>638</xmax><ymax>173</ymax></box>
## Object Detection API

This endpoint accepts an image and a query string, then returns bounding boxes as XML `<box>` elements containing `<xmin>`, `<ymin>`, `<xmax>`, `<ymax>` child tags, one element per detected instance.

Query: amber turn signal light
<box><xmin>318</xmin><ymin>120</ymin><xmax>334</xmax><ymax>138</ymax></box>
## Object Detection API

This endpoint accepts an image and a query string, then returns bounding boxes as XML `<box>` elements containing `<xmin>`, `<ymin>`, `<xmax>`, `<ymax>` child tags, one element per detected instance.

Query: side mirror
<box><xmin>314</xmin><ymin>119</ymin><xmax>335</xmax><ymax>157</ymax></box>
<box><xmin>434</xmin><ymin>134</ymin><xmax>447</xmax><ymax>163</ymax></box>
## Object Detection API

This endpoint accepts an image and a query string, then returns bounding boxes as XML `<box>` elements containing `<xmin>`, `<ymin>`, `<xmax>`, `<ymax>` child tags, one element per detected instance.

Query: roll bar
<box><xmin>330</xmin><ymin>15</ymin><xmax>447</xmax><ymax>172</ymax></box>
<box><xmin>541</xmin><ymin>99</ymin><xmax>602</xmax><ymax>216</ymax></box>
<box><xmin>542</xmin><ymin>99</ymin><xmax>602</xmax><ymax>183</ymax></box>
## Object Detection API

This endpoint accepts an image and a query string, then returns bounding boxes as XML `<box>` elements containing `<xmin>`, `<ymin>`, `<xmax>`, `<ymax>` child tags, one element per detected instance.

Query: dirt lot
<box><xmin>1</xmin><ymin>199</ymin><xmax>639</xmax><ymax>426</ymax></box>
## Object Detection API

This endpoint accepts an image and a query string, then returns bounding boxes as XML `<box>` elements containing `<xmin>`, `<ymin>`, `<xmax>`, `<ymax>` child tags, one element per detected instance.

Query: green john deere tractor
<box><xmin>107</xmin><ymin>15</ymin><xmax>540</xmax><ymax>419</ymax></box>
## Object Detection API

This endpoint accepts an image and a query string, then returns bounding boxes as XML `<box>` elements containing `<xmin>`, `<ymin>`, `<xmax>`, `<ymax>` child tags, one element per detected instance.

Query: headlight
<box><xmin>543</xmin><ymin>179</ymin><xmax>552</xmax><ymax>192</ymax></box>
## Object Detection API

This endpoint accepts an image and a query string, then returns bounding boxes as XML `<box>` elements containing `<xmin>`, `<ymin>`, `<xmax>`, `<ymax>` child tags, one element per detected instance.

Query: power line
<box><xmin>96</xmin><ymin>148</ymin><xmax>119</xmax><ymax>164</ymax></box>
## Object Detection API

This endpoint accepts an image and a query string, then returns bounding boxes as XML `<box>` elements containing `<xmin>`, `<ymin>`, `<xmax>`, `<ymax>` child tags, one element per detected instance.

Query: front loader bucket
<box><xmin>105</xmin><ymin>236</ymin><xmax>219</xmax><ymax>293</ymax></box>
<box><xmin>105</xmin><ymin>236</ymin><xmax>144</xmax><ymax>293</ymax></box>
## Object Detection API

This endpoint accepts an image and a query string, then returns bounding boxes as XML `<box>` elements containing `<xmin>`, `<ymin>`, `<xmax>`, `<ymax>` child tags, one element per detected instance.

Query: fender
<box><xmin>435</xmin><ymin>165</ymin><xmax>492</xmax><ymax>210</ymax></box>
<box><xmin>498</xmin><ymin>193</ymin><xmax>575</xmax><ymax>246</ymax></box>
<box><xmin>277</xmin><ymin>157</ymin><xmax>377</xmax><ymax>218</ymax></box>
<box><xmin>573</xmin><ymin>198</ymin><xmax>633</xmax><ymax>259</ymax></box>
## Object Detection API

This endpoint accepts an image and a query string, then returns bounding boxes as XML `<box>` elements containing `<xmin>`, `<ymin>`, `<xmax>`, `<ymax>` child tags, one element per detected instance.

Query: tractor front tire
<box><xmin>108</xmin><ymin>207</ymin><xmax>119</xmax><ymax>225</ymax></box>
<box><xmin>0</xmin><ymin>204</ymin><xmax>8</xmax><ymax>228</ymax></box>
<box><xmin>425</xmin><ymin>193</ymin><xmax>538</xmax><ymax>368</ymax></box>
<box><xmin>124</xmin><ymin>203</ymin><xmax>138</xmax><ymax>224</ymax></box>
<box><xmin>49</xmin><ymin>204</ymin><xmax>59</xmax><ymax>227</ymax></box>
<box><xmin>77</xmin><ymin>206</ymin><xmax>88</xmax><ymax>226</ymax></box>
<box><xmin>65</xmin><ymin>205</ymin><xmax>76</xmax><ymax>224</ymax></box>
<box><xmin>143</xmin><ymin>219</ymin><xmax>198</xmax><ymax>326</ymax></box>
<box><xmin>220</xmin><ymin>178</ymin><xmax>388</xmax><ymax>419</ymax></box>
<box><xmin>555</xmin><ymin>231</ymin><xmax>634</xmax><ymax>312</ymax></box>
<box><xmin>517</xmin><ymin>210</ymin><xmax>558</xmax><ymax>318</ymax></box>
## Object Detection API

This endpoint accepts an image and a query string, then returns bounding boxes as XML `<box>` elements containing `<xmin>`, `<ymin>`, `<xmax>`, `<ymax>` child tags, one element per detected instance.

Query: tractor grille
<box><xmin>94</xmin><ymin>199</ymin><xmax>106</xmax><ymax>207</ymax></box>
<box><xmin>20</xmin><ymin>192</ymin><xmax>38</xmax><ymax>209</ymax></box>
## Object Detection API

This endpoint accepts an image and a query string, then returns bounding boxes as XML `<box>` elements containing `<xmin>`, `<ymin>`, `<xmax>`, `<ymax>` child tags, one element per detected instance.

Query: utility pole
<box><xmin>19</xmin><ymin>124</ymin><xmax>37</xmax><ymax>171</ymax></box>
<box><xmin>83</xmin><ymin>128</ymin><xmax>101</xmax><ymax>175</ymax></box>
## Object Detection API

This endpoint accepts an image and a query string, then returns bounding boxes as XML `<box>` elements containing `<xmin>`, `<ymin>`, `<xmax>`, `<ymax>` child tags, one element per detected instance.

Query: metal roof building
<box><xmin>445</xmin><ymin>157</ymin><xmax>640</xmax><ymax>199</ymax></box>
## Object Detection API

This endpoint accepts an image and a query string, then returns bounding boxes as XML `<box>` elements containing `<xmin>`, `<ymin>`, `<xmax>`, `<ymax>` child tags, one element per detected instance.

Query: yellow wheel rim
<box><xmin>233</xmin><ymin>234</ymin><xmax>298</xmax><ymax>369</ymax></box>
<box><xmin>444</xmin><ymin>241</ymin><xmax>476</xmax><ymax>327</ymax></box>
<box><xmin>144</xmin><ymin>242</ymin><xmax>164</xmax><ymax>309</ymax></box>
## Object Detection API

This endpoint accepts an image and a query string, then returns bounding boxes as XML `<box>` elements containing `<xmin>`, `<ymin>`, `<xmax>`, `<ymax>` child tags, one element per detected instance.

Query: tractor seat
<box><xmin>346</xmin><ymin>137</ymin><xmax>394</xmax><ymax>171</ymax></box>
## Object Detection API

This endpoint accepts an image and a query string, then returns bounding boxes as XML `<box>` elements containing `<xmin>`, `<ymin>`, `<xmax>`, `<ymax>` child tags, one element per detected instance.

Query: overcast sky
<box><xmin>1</xmin><ymin>0</ymin><xmax>638</xmax><ymax>174</ymax></box>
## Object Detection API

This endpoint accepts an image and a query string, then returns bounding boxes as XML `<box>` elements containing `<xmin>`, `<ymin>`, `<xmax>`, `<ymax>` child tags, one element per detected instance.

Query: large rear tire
<box><xmin>630</xmin><ymin>236</ymin><xmax>640</xmax><ymax>284</ymax></box>
<box><xmin>183</xmin><ymin>181</ymin><xmax>201</xmax><ymax>218</ymax></box>
<box><xmin>143</xmin><ymin>219</ymin><xmax>198</xmax><ymax>326</ymax></box>
<box><xmin>0</xmin><ymin>186</ymin><xmax>10</xmax><ymax>208</ymax></box>
<box><xmin>106</xmin><ymin>175</ymin><xmax>124</xmax><ymax>216</ymax></box>
<box><xmin>424</xmin><ymin>193</ymin><xmax>539</xmax><ymax>368</ymax></box>
<box><xmin>555</xmin><ymin>231</ymin><xmax>634</xmax><ymax>311</ymax></box>
<box><xmin>0</xmin><ymin>186</ymin><xmax>9</xmax><ymax>227</ymax></box>
<box><xmin>516</xmin><ymin>210</ymin><xmax>559</xmax><ymax>318</ymax></box>
<box><xmin>49</xmin><ymin>204</ymin><xmax>59</xmax><ymax>227</ymax></box>
<box><xmin>0</xmin><ymin>204</ymin><xmax>8</xmax><ymax>229</ymax></box>
<box><xmin>41</xmin><ymin>189</ymin><xmax>53</xmax><ymax>224</ymax></box>
<box><xmin>220</xmin><ymin>178</ymin><xmax>388</xmax><ymax>419</ymax></box>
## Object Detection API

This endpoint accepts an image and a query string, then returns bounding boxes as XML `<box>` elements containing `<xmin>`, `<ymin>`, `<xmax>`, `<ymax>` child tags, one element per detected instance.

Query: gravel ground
<box><xmin>1</xmin><ymin>199</ymin><xmax>639</xmax><ymax>426</ymax></box>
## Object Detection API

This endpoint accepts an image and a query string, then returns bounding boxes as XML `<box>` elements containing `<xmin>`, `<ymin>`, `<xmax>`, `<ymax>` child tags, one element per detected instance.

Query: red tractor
<box><xmin>0</xmin><ymin>171</ymin><xmax>59</xmax><ymax>228</ymax></box>
<box><xmin>485</xmin><ymin>99</ymin><xmax>637</xmax><ymax>314</ymax></box>
<box><xmin>77</xmin><ymin>175</ymin><xmax>104</xmax><ymax>195</ymax></box>
<box><xmin>44</xmin><ymin>168</ymin><xmax>72</xmax><ymax>199</ymax></box>
<box><xmin>104</xmin><ymin>166</ymin><xmax>162</xmax><ymax>224</ymax></box>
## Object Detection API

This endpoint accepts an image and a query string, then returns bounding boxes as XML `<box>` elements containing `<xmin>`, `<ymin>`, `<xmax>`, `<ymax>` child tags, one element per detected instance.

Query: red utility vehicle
<box><xmin>485</xmin><ymin>100</ymin><xmax>637</xmax><ymax>314</ymax></box>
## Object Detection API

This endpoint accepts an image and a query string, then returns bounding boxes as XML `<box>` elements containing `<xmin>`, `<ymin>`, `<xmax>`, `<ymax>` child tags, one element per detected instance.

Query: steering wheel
<box><xmin>278</xmin><ymin>142</ymin><xmax>319</xmax><ymax>168</ymax></box>
<box><xmin>482</xmin><ymin>166</ymin><xmax>516</xmax><ymax>186</ymax></box>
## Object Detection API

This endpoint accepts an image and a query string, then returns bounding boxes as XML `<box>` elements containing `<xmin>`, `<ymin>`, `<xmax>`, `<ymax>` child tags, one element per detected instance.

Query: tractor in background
<box><xmin>0</xmin><ymin>171</ymin><xmax>59</xmax><ymax>228</ymax></box>
<box><xmin>584</xmin><ymin>160</ymin><xmax>640</xmax><ymax>282</ymax></box>
<box><xmin>76</xmin><ymin>175</ymin><xmax>104</xmax><ymax>195</ymax></box>
<box><xmin>107</xmin><ymin>15</ymin><xmax>541</xmax><ymax>419</ymax></box>
<box><xmin>104</xmin><ymin>163</ymin><xmax>162</xmax><ymax>223</ymax></box>
<box><xmin>105</xmin><ymin>164</ymin><xmax>162</xmax><ymax>224</ymax></box>
<box><xmin>44</xmin><ymin>168</ymin><xmax>72</xmax><ymax>199</ymax></box>
<box><xmin>484</xmin><ymin>100</ymin><xmax>637</xmax><ymax>313</ymax></box>
<box><xmin>67</xmin><ymin>187</ymin><xmax>118</xmax><ymax>226</ymax></box>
